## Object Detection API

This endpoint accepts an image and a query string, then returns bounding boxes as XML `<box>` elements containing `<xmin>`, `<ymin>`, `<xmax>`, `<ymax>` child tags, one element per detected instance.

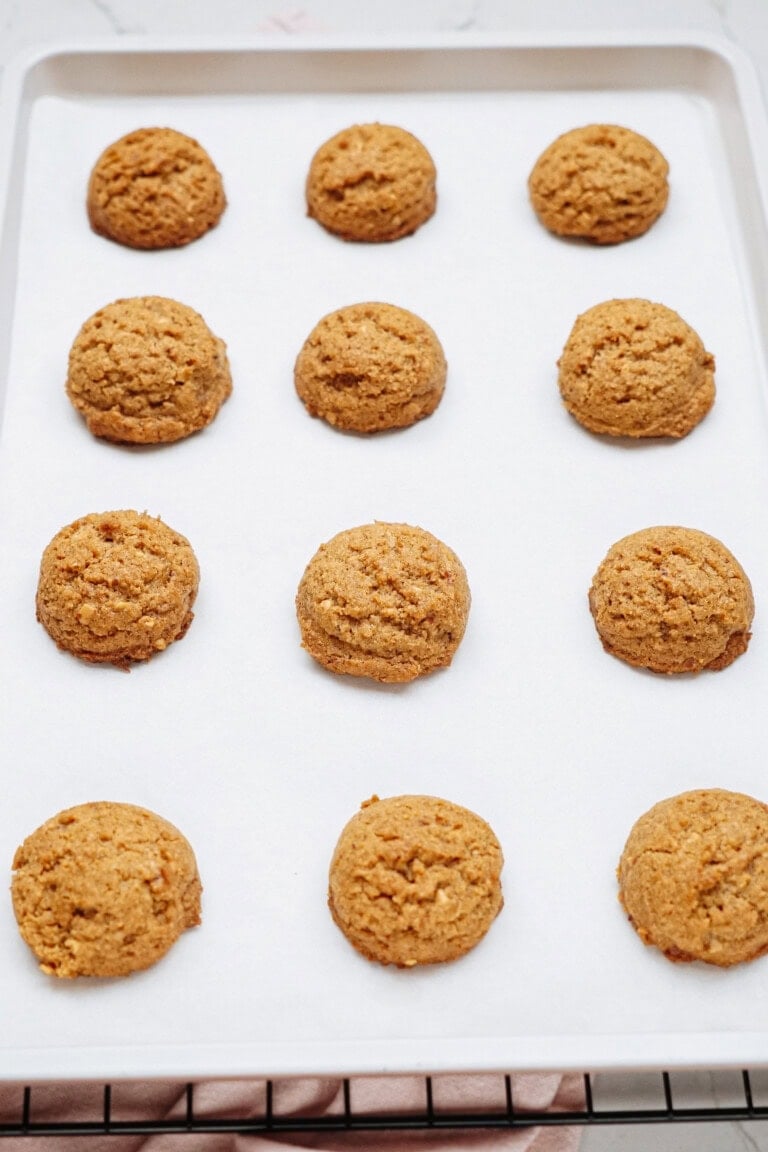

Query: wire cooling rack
<box><xmin>2</xmin><ymin>1071</ymin><xmax>768</xmax><ymax>1138</ymax></box>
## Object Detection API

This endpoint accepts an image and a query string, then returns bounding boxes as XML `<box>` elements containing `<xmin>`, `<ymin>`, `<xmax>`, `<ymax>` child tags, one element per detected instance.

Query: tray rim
<box><xmin>1</xmin><ymin>27</ymin><xmax>768</xmax><ymax>122</ymax></box>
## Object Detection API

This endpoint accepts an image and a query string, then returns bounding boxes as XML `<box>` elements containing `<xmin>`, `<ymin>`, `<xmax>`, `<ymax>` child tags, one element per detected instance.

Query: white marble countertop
<box><xmin>0</xmin><ymin>0</ymin><xmax>766</xmax><ymax>80</ymax></box>
<box><xmin>2</xmin><ymin>2</ymin><xmax>768</xmax><ymax>1150</ymax></box>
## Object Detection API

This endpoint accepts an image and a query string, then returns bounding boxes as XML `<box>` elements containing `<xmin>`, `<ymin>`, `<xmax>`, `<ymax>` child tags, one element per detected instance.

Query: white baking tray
<box><xmin>2</xmin><ymin>32</ymin><xmax>768</xmax><ymax>1084</ymax></box>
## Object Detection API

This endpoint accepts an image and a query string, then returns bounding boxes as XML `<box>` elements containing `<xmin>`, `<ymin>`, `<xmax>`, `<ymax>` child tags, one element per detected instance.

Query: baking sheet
<box><xmin>2</xmin><ymin>33</ymin><xmax>768</xmax><ymax>1082</ymax></box>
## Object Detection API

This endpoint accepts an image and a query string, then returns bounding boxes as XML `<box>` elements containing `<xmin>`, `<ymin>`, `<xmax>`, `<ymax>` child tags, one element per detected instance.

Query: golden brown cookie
<box><xmin>11</xmin><ymin>801</ymin><xmax>202</xmax><ymax>978</ymax></box>
<box><xmin>36</xmin><ymin>510</ymin><xmax>199</xmax><ymax>668</ymax></box>
<box><xmin>305</xmin><ymin>122</ymin><xmax>436</xmax><ymax>242</ymax></box>
<box><xmin>528</xmin><ymin>124</ymin><xmax>669</xmax><ymax>244</ymax></box>
<box><xmin>66</xmin><ymin>296</ymin><xmax>232</xmax><ymax>445</ymax></box>
<box><xmin>328</xmin><ymin>794</ymin><xmax>504</xmax><ymax>967</ymax></box>
<box><xmin>87</xmin><ymin>126</ymin><xmax>226</xmax><ymax>249</ymax></box>
<box><xmin>618</xmin><ymin>789</ymin><xmax>768</xmax><ymax>967</ymax></box>
<box><xmin>296</xmin><ymin>521</ymin><xmax>471</xmax><ymax>683</ymax></box>
<box><xmin>557</xmin><ymin>298</ymin><xmax>715</xmax><ymax>438</ymax></box>
<box><xmin>294</xmin><ymin>302</ymin><xmax>446</xmax><ymax>432</ymax></box>
<box><xmin>589</xmin><ymin>526</ymin><xmax>753</xmax><ymax>674</ymax></box>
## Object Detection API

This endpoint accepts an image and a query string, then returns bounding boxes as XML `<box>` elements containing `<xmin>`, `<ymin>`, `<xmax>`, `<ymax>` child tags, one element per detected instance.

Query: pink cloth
<box><xmin>0</xmin><ymin>1074</ymin><xmax>583</xmax><ymax>1151</ymax></box>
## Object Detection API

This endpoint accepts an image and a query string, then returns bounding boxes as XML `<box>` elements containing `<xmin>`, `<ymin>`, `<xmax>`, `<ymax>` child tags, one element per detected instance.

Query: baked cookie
<box><xmin>294</xmin><ymin>302</ymin><xmax>446</xmax><ymax>432</ymax></box>
<box><xmin>296</xmin><ymin>521</ymin><xmax>470</xmax><ymax>683</ymax></box>
<box><xmin>87</xmin><ymin>126</ymin><xmax>226</xmax><ymax>249</ymax></box>
<box><xmin>66</xmin><ymin>295</ymin><xmax>232</xmax><ymax>445</ymax></box>
<box><xmin>36</xmin><ymin>510</ymin><xmax>199</xmax><ymax>668</ymax></box>
<box><xmin>618</xmin><ymin>789</ymin><xmax>768</xmax><ymax>967</ymax></box>
<box><xmin>528</xmin><ymin>124</ymin><xmax>669</xmax><ymax>244</ymax></box>
<box><xmin>589</xmin><ymin>526</ymin><xmax>753</xmax><ymax>674</ymax></box>
<box><xmin>11</xmin><ymin>801</ymin><xmax>201</xmax><ymax>978</ymax></box>
<box><xmin>328</xmin><ymin>794</ymin><xmax>503</xmax><ymax>967</ymax></box>
<box><xmin>558</xmin><ymin>299</ymin><xmax>715</xmax><ymax>438</ymax></box>
<box><xmin>305</xmin><ymin>122</ymin><xmax>436</xmax><ymax>242</ymax></box>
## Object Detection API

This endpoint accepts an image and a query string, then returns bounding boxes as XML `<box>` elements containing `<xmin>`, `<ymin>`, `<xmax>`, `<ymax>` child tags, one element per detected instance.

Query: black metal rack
<box><xmin>2</xmin><ymin>1070</ymin><xmax>768</xmax><ymax>1139</ymax></box>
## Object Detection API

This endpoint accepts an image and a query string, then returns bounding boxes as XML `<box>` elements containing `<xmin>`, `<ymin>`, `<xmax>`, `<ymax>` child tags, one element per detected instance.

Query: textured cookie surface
<box><xmin>306</xmin><ymin>122</ymin><xmax>436</xmax><ymax>242</ymax></box>
<box><xmin>296</xmin><ymin>522</ymin><xmax>470</xmax><ymax>683</ymax></box>
<box><xmin>12</xmin><ymin>801</ymin><xmax>201</xmax><ymax>978</ymax></box>
<box><xmin>294</xmin><ymin>302</ymin><xmax>446</xmax><ymax>432</ymax></box>
<box><xmin>36</xmin><ymin>510</ymin><xmax>199</xmax><ymax>668</ymax></box>
<box><xmin>589</xmin><ymin>526</ymin><xmax>753</xmax><ymax>674</ymax></box>
<box><xmin>328</xmin><ymin>794</ymin><xmax>503</xmax><ymax>967</ymax></box>
<box><xmin>558</xmin><ymin>298</ymin><xmax>715</xmax><ymax>438</ymax></box>
<box><xmin>618</xmin><ymin>789</ymin><xmax>768</xmax><ymax>967</ymax></box>
<box><xmin>528</xmin><ymin>124</ymin><xmax>669</xmax><ymax>244</ymax></box>
<box><xmin>66</xmin><ymin>295</ymin><xmax>232</xmax><ymax>444</ymax></box>
<box><xmin>87</xmin><ymin>126</ymin><xmax>226</xmax><ymax>249</ymax></box>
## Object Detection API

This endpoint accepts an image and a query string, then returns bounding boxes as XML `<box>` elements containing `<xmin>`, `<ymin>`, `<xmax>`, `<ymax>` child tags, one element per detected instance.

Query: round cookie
<box><xmin>66</xmin><ymin>295</ymin><xmax>232</xmax><ymax>445</ymax></box>
<box><xmin>588</xmin><ymin>526</ymin><xmax>753</xmax><ymax>674</ymax></box>
<box><xmin>296</xmin><ymin>521</ymin><xmax>471</xmax><ymax>683</ymax></box>
<box><xmin>294</xmin><ymin>302</ymin><xmax>447</xmax><ymax>432</ymax></box>
<box><xmin>618</xmin><ymin>789</ymin><xmax>768</xmax><ymax>967</ymax></box>
<box><xmin>11</xmin><ymin>801</ymin><xmax>202</xmax><ymax>978</ymax></box>
<box><xmin>87</xmin><ymin>126</ymin><xmax>226</xmax><ymax>249</ymax></box>
<box><xmin>528</xmin><ymin>123</ymin><xmax>669</xmax><ymax>244</ymax></box>
<box><xmin>305</xmin><ymin>122</ymin><xmax>436</xmax><ymax>242</ymax></box>
<box><xmin>557</xmin><ymin>298</ymin><xmax>715</xmax><ymax>439</ymax></box>
<box><xmin>328</xmin><ymin>794</ymin><xmax>504</xmax><ymax>967</ymax></box>
<box><xmin>36</xmin><ymin>510</ymin><xmax>199</xmax><ymax>668</ymax></box>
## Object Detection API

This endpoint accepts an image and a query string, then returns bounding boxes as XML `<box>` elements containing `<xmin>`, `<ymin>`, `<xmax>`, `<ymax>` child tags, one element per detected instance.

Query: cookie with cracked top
<box><xmin>294</xmin><ymin>301</ymin><xmax>446</xmax><ymax>432</ymax></box>
<box><xmin>618</xmin><ymin>789</ymin><xmax>768</xmax><ymax>967</ymax></box>
<box><xmin>36</xmin><ymin>510</ymin><xmax>199</xmax><ymax>668</ymax></box>
<box><xmin>295</xmin><ymin>521</ymin><xmax>470</xmax><ymax>683</ymax></box>
<box><xmin>588</xmin><ymin>525</ymin><xmax>753</xmax><ymax>674</ymax></box>
<box><xmin>87</xmin><ymin>126</ymin><xmax>226</xmax><ymax>249</ymax></box>
<box><xmin>557</xmin><ymin>298</ymin><xmax>715</xmax><ymax>439</ymax></box>
<box><xmin>305</xmin><ymin>122</ymin><xmax>436</xmax><ymax>242</ymax></box>
<box><xmin>12</xmin><ymin>801</ymin><xmax>201</xmax><ymax>978</ymax></box>
<box><xmin>328</xmin><ymin>794</ymin><xmax>503</xmax><ymax>967</ymax></box>
<box><xmin>528</xmin><ymin>123</ymin><xmax>669</xmax><ymax>244</ymax></box>
<box><xmin>66</xmin><ymin>295</ymin><xmax>232</xmax><ymax>445</ymax></box>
